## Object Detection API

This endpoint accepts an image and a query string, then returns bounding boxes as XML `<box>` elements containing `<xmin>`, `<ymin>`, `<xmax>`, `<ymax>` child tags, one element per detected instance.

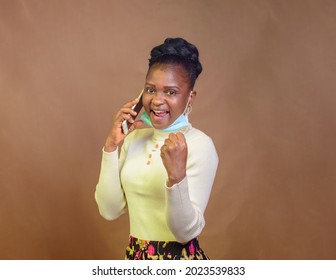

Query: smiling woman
<box><xmin>141</xmin><ymin>64</ymin><xmax>194</xmax><ymax>131</ymax></box>
<box><xmin>95</xmin><ymin>38</ymin><xmax>219</xmax><ymax>260</ymax></box>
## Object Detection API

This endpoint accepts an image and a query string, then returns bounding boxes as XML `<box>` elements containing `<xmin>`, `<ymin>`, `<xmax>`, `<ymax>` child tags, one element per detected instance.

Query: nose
<box><xmin>151</xmin><ymin>92</ymin><xmax>165</xmax><ymax>106</ymax></box>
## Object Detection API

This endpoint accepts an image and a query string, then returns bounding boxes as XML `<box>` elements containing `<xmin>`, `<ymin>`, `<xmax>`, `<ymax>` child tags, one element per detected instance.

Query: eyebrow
<box><xmin>145</xmin><ymin>83</ymin><xmax>180</xmax><ymax>90</ymax></box>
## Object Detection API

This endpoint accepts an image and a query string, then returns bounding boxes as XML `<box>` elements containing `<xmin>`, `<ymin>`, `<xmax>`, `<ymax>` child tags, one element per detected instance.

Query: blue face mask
<box><xmin>140</xmin><ymin>92</ymin><xmax>192</xmax><ymax>132</ymax></box>
<box><xmin>140</xmin><ymin>111</ymin><xmax>189</xmax><ymax>132</ymax></box>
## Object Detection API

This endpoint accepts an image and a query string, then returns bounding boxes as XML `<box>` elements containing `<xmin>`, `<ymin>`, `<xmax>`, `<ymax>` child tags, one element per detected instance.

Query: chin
<box><xmin>150</xmin><ymin>116</ymin><xmax>171</xmax><ymax>130</ymax></box>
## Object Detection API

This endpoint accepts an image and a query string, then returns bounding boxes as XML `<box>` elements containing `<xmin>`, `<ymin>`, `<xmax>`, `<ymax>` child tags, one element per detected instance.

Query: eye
<box><xmin>165</xmin><ymin>89</ymin><xmax>177</xmax><ymax>96</ymax></box>
<box><xmin>145</xmin><ymin>87</ymin><xmax>156</xmax><ymax>94</ymax></box>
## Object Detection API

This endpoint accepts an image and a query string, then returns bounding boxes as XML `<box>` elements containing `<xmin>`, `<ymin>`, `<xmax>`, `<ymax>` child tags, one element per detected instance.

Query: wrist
<box><xmin>104</xmin><ymin>135</ymin><xmax>119</xmax><ymax>151</ymax></box>
<box><xmin>104</xmin><ymin>142</ymin><xmax>118</xmax><ymax>152</ymax></box>
<box><xmin>167</xmin><ymin>174</ymin><xmax>186</xmax><ymax>188</ymax></box>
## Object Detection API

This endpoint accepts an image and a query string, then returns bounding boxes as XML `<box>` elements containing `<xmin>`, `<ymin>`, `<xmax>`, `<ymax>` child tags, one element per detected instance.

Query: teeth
<box><xmin>152</xmin><ymin>110</ymin><xmax>168</xmax><ymax>117</ymax></box>
<box><xmin>152</xmin><ymin>110</ymin><xmax>167</xmax><ymax>113</ymax></box>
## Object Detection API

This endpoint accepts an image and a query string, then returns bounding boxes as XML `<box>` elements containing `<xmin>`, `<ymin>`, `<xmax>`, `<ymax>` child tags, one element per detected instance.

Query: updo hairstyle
<box><xmin>148</xmin><ymin>38</ymin><xmax>203</xmax><ymax>89</ymax></box>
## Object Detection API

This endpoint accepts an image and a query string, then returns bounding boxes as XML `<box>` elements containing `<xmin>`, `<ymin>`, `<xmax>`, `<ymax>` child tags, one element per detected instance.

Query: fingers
<box><xmin>161</xmin><ymin>132</ymin><xmax>187</xmax><ymax>152</ymax></box>
<box><xmin>127</xmin><ymin>120</ymin><xmax>146</xmax><ymax>133</ymax></box>
<box><xmin>115</xmin><ymin>98</ymin><xmax>140</xmax><ymax>125</ymax></box>
<box><xmin>166</xmin><ymin>132</ymin><xmax>186</xmax><ymax>146</ymax></box>
<box><xmin>120</xmin><ymin>98</ymin><xmax>140</xmax><ymax>117</ymax></box>
<box><xmin>106</xmin><ymin>98</ymin><xmax>141</xmax><ymax>148</ymax></box>
<box><xmin>123</xmin><ymin>97</ymin><xmax>140</xmax><ymax>110</ymax></box>
<box><xmin>121</xmin><ymin>112</ymin><xmax>135</xmax><ymax>124</ymax></box>
<box><xmin>175</xmin><ymin>132</ymin><xmax>186</xmax><ymax>141</ymax></box>
<box><xmin>160</xmin><ymin>132</ymin><xmax>188</xmax><ymax>187</ymax></box>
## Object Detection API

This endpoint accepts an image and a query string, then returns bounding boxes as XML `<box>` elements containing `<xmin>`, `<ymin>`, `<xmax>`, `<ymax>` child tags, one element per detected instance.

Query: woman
<box><xmin>95</xmin><ymin>37</ymin><xmax>218</xmax><ymax>260</ymax></box>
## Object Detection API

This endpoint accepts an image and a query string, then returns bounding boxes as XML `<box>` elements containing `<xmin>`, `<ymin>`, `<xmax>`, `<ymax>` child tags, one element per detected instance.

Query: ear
<box><xmin>189</xmin><ymin>90</ymin><xmax>197</xmax><ymax>105</ymax></box>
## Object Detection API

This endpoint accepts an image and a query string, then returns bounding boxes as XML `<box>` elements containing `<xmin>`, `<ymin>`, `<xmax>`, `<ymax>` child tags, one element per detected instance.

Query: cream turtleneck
<box><xmin>95</xmin><ymin>125</ymin><xmax>218</xmax><ymax>243</ymax></box>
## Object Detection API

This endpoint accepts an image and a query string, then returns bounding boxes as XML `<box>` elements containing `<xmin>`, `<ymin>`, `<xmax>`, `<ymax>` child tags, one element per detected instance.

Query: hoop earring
<box><xmin>184</xmin><ymin>103</ymin><xmax>192</xmax><ymax>115</ymax></box>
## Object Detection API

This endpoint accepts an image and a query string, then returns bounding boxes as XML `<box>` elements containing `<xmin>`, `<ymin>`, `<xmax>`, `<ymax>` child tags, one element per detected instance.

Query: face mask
<box><xmin>140</xmin><ymin>92</ymin><xmax>192</xmax><ymax>133</ymax></box>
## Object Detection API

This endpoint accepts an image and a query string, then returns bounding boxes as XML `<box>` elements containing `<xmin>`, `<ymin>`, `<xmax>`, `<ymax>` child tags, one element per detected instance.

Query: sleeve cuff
<box><xmin>164</xmin><ymin>176</ymin><xmax>187</xmax><ymax>190</ymax></box>
<box><xmin>102</xmin><ymin>146</ymin><xmax>118</xmax><ymax>155</ymax></box>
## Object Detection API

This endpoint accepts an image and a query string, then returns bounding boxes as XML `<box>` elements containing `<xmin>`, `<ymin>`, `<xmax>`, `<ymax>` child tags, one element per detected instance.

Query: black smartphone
<box><xmin>122</xmin><ymin>89</ymin><xmax>144</xmax><ymax>134</ymax></box>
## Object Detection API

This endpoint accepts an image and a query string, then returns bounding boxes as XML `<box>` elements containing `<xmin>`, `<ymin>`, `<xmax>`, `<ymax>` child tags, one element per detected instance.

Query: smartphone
<box><xmin>122</xmin><ymin>89</ymin><xmax>144</xmax><ymax>134</ymax></box>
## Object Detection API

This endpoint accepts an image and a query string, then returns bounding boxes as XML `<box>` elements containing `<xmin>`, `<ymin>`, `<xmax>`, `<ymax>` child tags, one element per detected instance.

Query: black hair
<box><xmin>148</xmin><ymin>37</ymin><xmax>203</xmax><ymax>89</ymax></box>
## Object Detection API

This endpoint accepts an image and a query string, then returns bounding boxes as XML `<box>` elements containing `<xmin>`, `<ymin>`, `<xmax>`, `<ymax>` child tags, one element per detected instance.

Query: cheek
<box><xmin>172</xmin><ymin>98</ymin><xmax>188</xmax><ymax>112</ymax></box>
<box><xmin>142</xmin><ymin>96</ymin><xmax>151</xmax><ymax>109</ymax></box>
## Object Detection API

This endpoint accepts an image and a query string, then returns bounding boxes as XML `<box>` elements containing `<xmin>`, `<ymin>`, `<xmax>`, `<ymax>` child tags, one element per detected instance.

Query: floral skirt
<box><xmin>125</xmin><ymin>235</ymin><xmax>209</xmax><ymax>260</ymax></box>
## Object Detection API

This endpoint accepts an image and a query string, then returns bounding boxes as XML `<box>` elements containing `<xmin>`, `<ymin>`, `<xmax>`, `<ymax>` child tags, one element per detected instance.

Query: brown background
<box><xmin>1</xmin><ymin>0</ymin><xmax>336</xmax><ymax>260</ymax></box>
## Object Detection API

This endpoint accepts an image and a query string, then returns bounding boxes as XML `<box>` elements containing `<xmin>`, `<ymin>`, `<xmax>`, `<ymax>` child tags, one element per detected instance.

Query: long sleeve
<box><xmin>95</xmin><ymin>147</ymin><xmax>127</xmax><ymax>220</ymax></box>
<box><xmin>165</xmin><ymin>134</ymin><xmax>218</xmax><ymax>243</ymax></box>
<box><xmin>94</xmin><ymin>127</ymin><xmax>218</xmax><ymax>242</ymax></box>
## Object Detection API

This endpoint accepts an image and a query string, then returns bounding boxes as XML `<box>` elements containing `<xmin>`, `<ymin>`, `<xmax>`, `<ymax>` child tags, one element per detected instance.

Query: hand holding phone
<box><xmin>122</xmin><ymin>89</ymin><xmax>144</xmax><ymax>134</ymax></box>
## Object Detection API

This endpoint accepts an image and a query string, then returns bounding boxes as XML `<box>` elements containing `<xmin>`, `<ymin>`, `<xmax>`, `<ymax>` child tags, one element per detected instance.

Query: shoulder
<box><xmin>185</xmin><ymin>127</ymin><xmax>216</xmax><ymax>148</ymax></box>
<box><xmin>185</xmin><ymin>127</ymin><xmax>218</xmax><ymax>158</ymax></box>
<box><xmin>185</xmin><ymin>127</ymin><xmax>219</xmax><ymax>169</ymax></box>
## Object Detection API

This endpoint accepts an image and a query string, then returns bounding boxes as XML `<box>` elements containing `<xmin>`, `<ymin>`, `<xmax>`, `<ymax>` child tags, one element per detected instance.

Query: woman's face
<box><xmin>142</xmin><ymin>64</ymin><xmax>196</xmax><ymax>130</ymax></box>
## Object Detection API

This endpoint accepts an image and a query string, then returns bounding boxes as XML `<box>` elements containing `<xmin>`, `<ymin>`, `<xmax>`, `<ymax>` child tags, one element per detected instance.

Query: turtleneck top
<box><xmin>95</xmin><ymin>124</ymin><xmax>218</xmax><ymax>243</ymax></box>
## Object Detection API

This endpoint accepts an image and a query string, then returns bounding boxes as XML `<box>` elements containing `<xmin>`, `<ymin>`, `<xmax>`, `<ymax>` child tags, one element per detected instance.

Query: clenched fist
<box><xmin>160</xmin><ymin>132</ymin><xmax>188</xmax><ymax>187</ymax></box>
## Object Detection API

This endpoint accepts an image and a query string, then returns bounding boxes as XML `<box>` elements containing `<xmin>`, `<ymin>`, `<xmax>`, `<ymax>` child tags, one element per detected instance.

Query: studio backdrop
<box><xmin>1</xmin><ymin>0</ymin><xmax>336</xmax><ymax>259</ymax></box>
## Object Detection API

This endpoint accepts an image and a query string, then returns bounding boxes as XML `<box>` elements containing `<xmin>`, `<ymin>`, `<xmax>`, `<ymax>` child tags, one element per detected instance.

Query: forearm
<box><xmin>95</xmin><ymin>148</ymin><xmax>126</xmax><ymax>220</ymax></box>
<box><xmin>165</xmin><ymin>177</ymin><xmax>205</xmax><ymax>243</ymax></box>
<box><xmin>165</xmin><ymin>134</ymin><xmax>219</xmax><ymax>243</ymax></box>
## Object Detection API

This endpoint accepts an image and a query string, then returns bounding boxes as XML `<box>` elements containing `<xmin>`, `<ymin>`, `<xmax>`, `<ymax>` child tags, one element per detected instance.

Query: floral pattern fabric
<box><xmin>125</xmin><ymin>235</ymin><xmax>209</xmax><ymax>260</ymax></box>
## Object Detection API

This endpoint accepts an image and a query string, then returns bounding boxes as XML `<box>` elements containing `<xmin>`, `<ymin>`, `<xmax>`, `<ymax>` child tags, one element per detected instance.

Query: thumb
<box><xmin>128</xmin><ymin>120</ymin><xmax>149</xmax><ymax>132</ymax></box>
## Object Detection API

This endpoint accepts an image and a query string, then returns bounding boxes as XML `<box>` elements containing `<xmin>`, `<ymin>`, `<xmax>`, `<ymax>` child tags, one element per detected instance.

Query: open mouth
<box><xmin>151</xmin><ymin>110</ymin><xmax>169</xmax><ymax>120</ymax></box>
